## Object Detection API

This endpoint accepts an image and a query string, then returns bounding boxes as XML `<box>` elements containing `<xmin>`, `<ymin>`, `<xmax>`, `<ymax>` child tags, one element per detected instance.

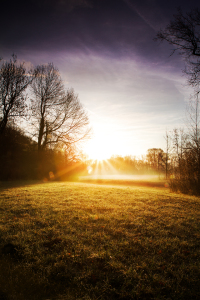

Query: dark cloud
<box><xmin>0</xmin><ymin>0</ymin><xmax>199</xmax><ymax>60</ymax></box>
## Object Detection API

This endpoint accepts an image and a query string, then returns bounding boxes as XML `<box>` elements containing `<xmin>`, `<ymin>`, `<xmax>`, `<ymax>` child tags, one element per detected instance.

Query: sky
<box><xmin>0</xmin><ymin>0</ymin><xmax>199</xmax><ymax>160</ymax></box>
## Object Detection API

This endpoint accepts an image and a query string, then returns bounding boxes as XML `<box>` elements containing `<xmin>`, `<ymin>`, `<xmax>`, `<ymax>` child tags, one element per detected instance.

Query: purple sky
<box><xmin>0</xmin><ymin>0</ymin><xmax>199</xmax><ymax>159</ymax></box>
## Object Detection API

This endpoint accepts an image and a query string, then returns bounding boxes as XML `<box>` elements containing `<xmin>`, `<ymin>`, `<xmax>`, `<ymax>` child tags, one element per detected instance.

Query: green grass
<box><xmin>0</xmin><ymin>180</ymin><xmax>200</xmax><ymax>299</ymax></box>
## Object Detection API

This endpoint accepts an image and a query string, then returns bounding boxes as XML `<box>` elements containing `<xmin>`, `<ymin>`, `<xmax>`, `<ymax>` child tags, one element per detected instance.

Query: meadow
<box><xmin>0</xmin><ymin>180</ymin><xmax>199</xmax><ymax>300</ymax></box>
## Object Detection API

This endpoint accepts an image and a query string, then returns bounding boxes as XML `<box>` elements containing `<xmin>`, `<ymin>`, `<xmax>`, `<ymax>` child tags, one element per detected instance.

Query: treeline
<box><xmin>0</xmin><ymin>122</ymin><xmax>166</xmax><ymax>180</ymax></box>
<box><xmin>0</xmin><ymin>124</ymin><xmax>87</xmax><ymax>181</ymax></box>
<box><xmin>86</xmin><ymin>148</ymin><xmax>168</xmax><ymax>177</ymax></box>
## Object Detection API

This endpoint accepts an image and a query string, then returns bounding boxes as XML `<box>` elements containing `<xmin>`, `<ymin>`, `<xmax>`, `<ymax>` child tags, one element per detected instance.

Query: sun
<box><xmin>82</xmin><ymin>120</ymin><xmax>128</xmax><ymax>161</ymax></box>
<box><xmin>84</xmin><ymin>137</ymin><xmax>112</xmax><ymax>161</ymax></box>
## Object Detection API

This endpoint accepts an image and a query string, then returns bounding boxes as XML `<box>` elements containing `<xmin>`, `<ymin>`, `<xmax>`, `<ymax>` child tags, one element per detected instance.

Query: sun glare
<box><xmin>84</xmin><ymin>137</ymin><xmax>111</xmax><ymax>161</ymax></box>
<box><xmin>83</xmin><ymin>119</ymin><xmax>143</xmax><ymax>161</ymax></box>
<box><xmin>83</xmin><ymin>125</ymin><xmax>120</xmax><ymax>161</ymax></box>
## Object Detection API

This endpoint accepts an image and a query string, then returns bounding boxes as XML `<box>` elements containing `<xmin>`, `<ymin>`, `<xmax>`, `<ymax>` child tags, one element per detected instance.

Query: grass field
<box><xmin>0</xmin><ymin>180</ymin><xmax>200</xmax><ymax>300</ymax></box>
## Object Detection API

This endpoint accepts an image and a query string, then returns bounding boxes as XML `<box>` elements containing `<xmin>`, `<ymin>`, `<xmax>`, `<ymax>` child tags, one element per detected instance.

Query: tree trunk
<box><xmin>38</xmin><ymin>117</ymin><xmax>44</xmax><ymax>151</ymax></box>
<box><xmin>0</xmin><ymin>115</ymin><xmax>8</xmax><ymax>134</ymax></box>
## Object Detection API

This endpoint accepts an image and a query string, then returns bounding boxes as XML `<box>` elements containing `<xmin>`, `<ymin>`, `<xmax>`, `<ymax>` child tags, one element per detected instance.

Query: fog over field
<box><xmin>80</xmin><ymin>174</ymin><xmax>162</xmax><ymax>180</ymax></box>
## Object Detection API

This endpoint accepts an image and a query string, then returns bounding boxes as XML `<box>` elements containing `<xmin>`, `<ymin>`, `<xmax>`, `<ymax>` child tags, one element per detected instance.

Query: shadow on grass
<box><xmin>0</xmin><ymin>256</ymin><xmax>48</xmax><ymax>300</ymax></box>
<box><xmin>0</xmin><ymin>180</ymin><xmax>43</xmax><ymax>192</ymax></box>
<box><xmin>0</xmin><ymin>254</ymin><xmax>78</xmax><ymax>300</ymax></box>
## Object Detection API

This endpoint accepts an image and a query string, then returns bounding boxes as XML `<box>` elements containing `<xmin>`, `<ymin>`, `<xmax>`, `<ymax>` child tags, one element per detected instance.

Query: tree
<box><xmin>156</xmin><ymin>8</ymin><xmax>200</xmax><ymax>194</ymax></box>
<box><xmin>146</xmin><ymin>148</ymin><xmax>164</xmax><ymax>175</ymax></box>
<box><xmin>0</xmin><ymin>55</ymin><xmax>34</xmax><ymax>134</ymax></box>
<box><xmin>30</xmin><ymin>63</ymin><xmax>90</xmax><ymax>152</ymax></box>
<box><xmin>164</xmin><ymin>131</ymin><xmax>171</xmax><ymax>179</ymax></box>
<box><xmin>185</xmin><ymin>92</ymin><xmax>200</xmax><ymax>189</ymax></box>
<box><xmin>166</xmin><ymin>103</ymin><xmax>200</xmax><ymax>195</ymax></box>
<box><xmin>155</xmin><ymin>8</ymin><xmax>200</xmax><ymax>86</ymax></box>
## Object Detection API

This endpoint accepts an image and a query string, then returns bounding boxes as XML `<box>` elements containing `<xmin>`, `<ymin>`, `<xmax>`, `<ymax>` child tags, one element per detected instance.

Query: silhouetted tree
<box><xmin>30</xmin><ymin>63</ymin><xmax>90</xmax><ymax>152</ymax></box>
<box><xmin>168</xmin><ymin>98</ymin><xmax>200</xmax><ymax>195</ymax></box>
<box><xmin>0</xmin><ymin>55</ymin><xmax>34</xmax><ymax>134</ymax></box>
<box><xmin>156</xmin><ymin>8</ymin><xmax>200</xmax><ymax>194</ymax></box>
<box><xmin>155</xmin><ymin>8</ymin><xmax>200</xmax><ymax>86</ymax></box>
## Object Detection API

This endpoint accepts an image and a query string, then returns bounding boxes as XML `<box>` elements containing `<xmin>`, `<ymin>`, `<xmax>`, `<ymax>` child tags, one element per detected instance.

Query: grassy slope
<box><xmin>0</xmin><ymin>181</ymin><xmax>200</xmax><ymax>300</ymax></box>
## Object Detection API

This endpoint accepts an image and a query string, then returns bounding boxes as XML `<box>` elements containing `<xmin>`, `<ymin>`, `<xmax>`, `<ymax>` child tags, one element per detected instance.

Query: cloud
<box><xmin>29</xmin><ymin>0</ymin><xmax>93</xmax><ymax>12</ymax></box>
<box><xmin>54</xmin><ymin>53</ymin><xmax>188</xmax><ymax>139</ymax></box>
<box><xmin>123</xmin><ymin>0</ymin><xmax>157</xmax><ymax>31</ymax></box>
<box><xmin>0</xmin><ymin>0</ymin><xmax>166</xmax><ymax>60</ymax></box>
<box><xmin>1</xmin><ymin>0</ymin><xmax>198</xmax><ymax>156</ymax></box>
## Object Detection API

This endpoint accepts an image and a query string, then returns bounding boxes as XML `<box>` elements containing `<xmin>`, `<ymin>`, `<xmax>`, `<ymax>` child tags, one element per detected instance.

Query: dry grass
<box><xmin>0</xmin><ymin>180</ymin><xmax>199</xmax><ymax>299</ymax></box>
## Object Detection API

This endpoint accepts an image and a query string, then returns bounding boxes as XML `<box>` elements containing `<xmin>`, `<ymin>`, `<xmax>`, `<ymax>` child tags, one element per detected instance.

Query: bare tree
<box><xmin>185</xmin><ymin>92</ymin><xmax>200</xmax><ymax>186</ymax></box>
<box><xmin>172</xmin><ymin>128</ymin><xmax>187</xmax><ymax>177</ymax></box>
<box><xmin>155</xmin><ymin>8</ymin><xmax>200</xmax><ymax>86</ymax></box>
<box><xmin>164</xmin><ymin>131</ymin><xmax>171</xmax><ymax>179</ymax></box>
<box><xmin>156</xmin><ymin>8</ymin><xmax>200</xmax><ymax>194</ymax></box>
<box><xmin>186</xmin><ymin>92</ymin><xmax>200</xmax><ymax>146</ymax></box>
<box><xmin>0</xmin><ymin>55</ymin><xmax>34</xmax><ymax>134</ymax></box>
<box><xmin>168</xmin><ymin>110</ymin><xmax>200</xmax><ymax>194</ymax></box>
<box><xmin>146</xmin><ymin>148</ymin><xmax>164</xmax><ymax>176</ymax></box>
<box><xmin>30</xmin><ymin>63</ymin><xmax>90</xmax><ymax>152</ymax></box>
